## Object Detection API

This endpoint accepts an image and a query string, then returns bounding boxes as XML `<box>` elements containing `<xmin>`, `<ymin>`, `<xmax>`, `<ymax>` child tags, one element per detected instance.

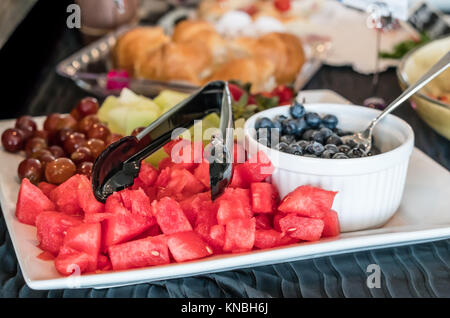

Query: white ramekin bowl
<box><xmin>244</xmin><ymin>104</ymin><xmax>414</xmax><ymax>232</ymax></box>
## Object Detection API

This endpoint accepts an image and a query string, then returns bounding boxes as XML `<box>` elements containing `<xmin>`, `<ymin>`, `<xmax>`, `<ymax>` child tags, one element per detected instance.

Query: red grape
<box><xmin>33</xmin><ymin>130</ymin><xmax>49</xmax><ymax>141</ymax></box>
<box><xmin>45</xmin><ymin>158</ymin><xmax>76</xmax><ymax>184</ymax></box>
<box><xmin>18</xmin><ymin>158</ymin><xmax>43</xmax><ymax>184</ymax></box>
<box><xmin>55</xmin><ymin>128</ymin><xmax>74</xmax><ymax>147</ymax></box>
<box><xmin>75</xmin><ymin>97</ymin><xmax>99</xmax><ymax>119</ymax></box>
<box><xmin>70</xmin><ymin>146</ymin><xmax>93</xmax><ymax>164</ymax></box>
<box><xmin>87</xmin><ymin>123</ymin><xmax>110</xmax><ymax>142</ymax></box>
<box><xmin>77</xmin><ymin>161</ymin><xmax>93</xmax><ymax>178</ymax></box>
<box><xmin>15</xmin><ymin>116</ymin><xmax>37</xmax><ymax>140</ymax></box>
<box><xmin>43</xmin><ymin>113</ymin><xmax>62</xmax><ymax>133</ymax></box>
<box><xmin>86</xmin><ymin>138</ymin><xmax>105</xmax><ymax>159</ymax></box>
<box><xmin>63</xmin><ymin>132</ymin><xmax>86</xmax><ymax>154</ymax></box>
<box><xmin>78</xmin><ymin>114</ymin><xmax>100</xmax><ymax>134</ymax></box>
<box><xmin>25</xmin><ymin>137</ymin><xmax>47</xmax><ymax>157</ymax></box>
<box><xmin>2</xmin><ymin>128</ymin><xmax>25</xmax><ymax>152</ymax></box>
<box><xmin>48</xmin><ymin>145</ymin><xmax>65</xmax><ymax>158</ymax></box>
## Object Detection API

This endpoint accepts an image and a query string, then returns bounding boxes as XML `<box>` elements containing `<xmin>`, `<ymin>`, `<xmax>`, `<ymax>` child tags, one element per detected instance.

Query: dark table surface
<box><xmin>0</xmin><ymin>1</ymin><xmax>449</xmax><ymax>298</ymax></box>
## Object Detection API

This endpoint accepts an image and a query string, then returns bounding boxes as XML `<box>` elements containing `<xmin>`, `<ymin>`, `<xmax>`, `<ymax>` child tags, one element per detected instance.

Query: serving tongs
<box><xmin>91</xmin><ymin>81</ymin><xmax>234</xmax><ymax>203</ymax></box>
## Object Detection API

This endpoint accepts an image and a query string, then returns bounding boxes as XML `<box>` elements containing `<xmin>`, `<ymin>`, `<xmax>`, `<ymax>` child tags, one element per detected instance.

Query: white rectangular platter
<box><xmin>0</xmin><ymin>90</ymin><xmax>449</xmax><ymax>290</ymax></box>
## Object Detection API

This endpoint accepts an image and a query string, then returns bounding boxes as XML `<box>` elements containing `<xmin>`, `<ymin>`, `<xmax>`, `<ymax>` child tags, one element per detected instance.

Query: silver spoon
<box><xmin>342</xmin><ymin>51</ymin><xmax>450</xmax><ymax>152</ymax></box>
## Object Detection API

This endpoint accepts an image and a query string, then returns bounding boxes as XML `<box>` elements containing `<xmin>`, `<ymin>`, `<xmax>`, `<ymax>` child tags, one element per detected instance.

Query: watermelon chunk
<box><xmin>273</xmin><ymin>213</ymin><xmax>286</xmax><ymax>232</ymax></box>
<box><xmin>167</xmin><ymin>168</ymin><xmax>205</xmax><ymax>198</ymax></box>
<box><xmin>195</xmin><ymin>200</ymin><xmax>218</xmax><ymax>227</ymax></box>
<box><xmin>108</xmin><ymin>235</ymin><xmax>170</xmax><ymax>270</ymax></box>
<box><xmin>38</xmin><ymin>182</ymin><xmax>57</xmax><ymax>198</ymax></box>
<box><xmin>55</xmin><ymin>222</ymin><xmax>102</xmax><ymax>274</ymax></box>
<box><xmin>223</xmin><ymin>218</ymin><xmax>256</xmax><ymax>253</ymax></box>
<box><xmin>16</xmin><ymin>178</ymin><xmax>56</xmax><ymax>225</ymax></box>
<box><xmin>279</xmin><ymin>214</ymin><xmax>324</xmax><ymax>241</ymax></box>
<box><xmin>241</xmin><ymin>151</ymin><xmax>274</xmax><ymax>183</ymax></box>
<box><xmin>229</xmin><ymin>164</ymin><xmax>249</xmax><ymax>189</ymax></box>
<box><xmin>209</xmin><ymin>224</ymin><xmax>225</xmax><ymax>252</ymax></box>
<box><xmin>155</xmin><ymin>167</ymin><xmax>171</xmax><ymax>188</ymax></box>
<box><xmin>254</xmin><ymin>229</ymin><xmax>283</xmax><ymax>249</ymax></box>
<box><xmin>167</xmin><ymin>231</ymin><xmax>213</xmax><ymax>262</ymax></box>
<box><xmin>137</xmin><ymin>162</ymin><xmax>158</xmax><ymax>187</ymax></box>
<box><xmin>194</xmin><ymin>223</ymin><xmax>225</xmax><ymax>254</ymax></box>
<box><xmin>55</xmin><ymin>246</ymin><xmax>90</xmax><ymax>276</ymax></box>
<box><xmin>49</xmin><ymin>175</ymin><xmax>83</xmax><ymax>216</ymax></box>
<box><xmin>193</xmin><ymin>160</ymin><xmax>210</xmax><ymax>189</ymax></box>
<box><xmin>179</xmin><ymin>192</ymin><xmax>211</xmax><ymax>225</ymax></box>
<box><xmin>97</xmin><ymin>254</ymin><xmax>112</xmax><ymax>271</ymax></box>
<box><xmin>250</xmin><ymin>182</ymin><xmax>279</xmax><ymax>213</ymax></box>
<box><xmin>102</xmin><ymin>192</ymin><xmax>156</xmax><ymax>249</ymax></box>
<box><xmin>158</xmin><ymin>157</ymin><xmax>173</xmax><ymax>171</ymax></box>
<box><xmin>77</xmin><ymin>174</ymin><xmax>104</xmax><ymax>215</ymax></box>
<box><xmin>278</xmin><ymin>185</ymin><xmax>337</xmax><ymax>218</ymax></box>
<box><xmin>321</xmin><ymin>210</ymin><xmax>340</xmax><ymax>237</ymax></box>
<box><xmin>36</xmin><ymin>211</ymin><xmax>82</xmax><ymax>255</ymax></box>
<box><xmin>119</xmin><ymin>188</ymin><xmax>152</xmax><ymax>217</ymax></box>
<box><xmin>255</xmin><ymin>214</ymin><xmax>272</xmax><ymax>230</ymax></box>
<box><xmin>152</xmin><ymin>197</ymin><xmax>193</xmax><ymax>235</ymax></box>
<box><xmin>216</xmin><ymin>188</ymin><xmax>252</xmax><ymax>224</ymax></box>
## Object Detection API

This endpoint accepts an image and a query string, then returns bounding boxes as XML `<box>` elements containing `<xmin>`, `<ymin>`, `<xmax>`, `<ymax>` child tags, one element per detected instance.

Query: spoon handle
<box><xmin>368</xmin><ymin>51</ymin><xmax>450</xmax><ymax>131</ymax></box>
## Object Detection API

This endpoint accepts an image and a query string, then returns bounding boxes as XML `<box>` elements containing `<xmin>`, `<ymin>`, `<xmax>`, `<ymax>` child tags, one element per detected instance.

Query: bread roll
<box><xmin>113</xmin><ymin>27</ymin><xmax>169</xmax><ymax>75</ymax></box>
<box><xmin>230</xmin><ymin>32</ymin><xmax>305</xmax><ymax>84</ymax></box>
<box><xmin>205</xmin><ymin>57</ymin><xmax>276</xmax><ymax>93</ymax></box>
<box><xmin>172</xmin><ymin>20</ymin><xmax>228</xmax><ymax>64</ymax></box>
<box><xmin>135</xmin><ymin>41</ymin><xmax>213</xmax><ymax>85</ymax></box>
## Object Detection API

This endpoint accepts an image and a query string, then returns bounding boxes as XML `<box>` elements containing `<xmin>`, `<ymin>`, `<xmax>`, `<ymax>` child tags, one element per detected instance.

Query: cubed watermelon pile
<box><xmin>15</xmin><ymin>139</ymin><xmax>340</xmax><ymax>276</ymax></box>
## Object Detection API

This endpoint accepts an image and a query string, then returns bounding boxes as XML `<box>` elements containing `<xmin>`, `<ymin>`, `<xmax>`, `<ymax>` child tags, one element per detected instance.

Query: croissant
<box><xmin>172</xmin><ymin>20</ymin><xmax>228</xmax><ymax>65</ymax></box>
<box><xmin>113</xmin><ymin>26</ymin><xmax>169</xmax><ymax>75</ymax></box>
<box><xmin>230</xmin><ymin>32</ymin><xmax>305</xmax><ymax>84</ymax></box>
<box><xmin>205</xmin><ymin>56</ymin><xmax>276</xmax><ymax>93</ymax></box>
<box><xmin>134</xmin><ymin>41</ymin><xmax>213</xmax><ymax>85</ymax></box>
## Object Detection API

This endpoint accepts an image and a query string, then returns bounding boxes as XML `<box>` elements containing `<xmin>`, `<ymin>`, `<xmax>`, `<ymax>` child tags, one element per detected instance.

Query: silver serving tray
<box><xmin>56</xmin><ymin>24</ymin><xmax>199</xmax><ymax>97</ymax></box>
<box><xmin>56</xmin><ymin>19</ymin><xmax>320</xmax><ymax>97</ymax></box>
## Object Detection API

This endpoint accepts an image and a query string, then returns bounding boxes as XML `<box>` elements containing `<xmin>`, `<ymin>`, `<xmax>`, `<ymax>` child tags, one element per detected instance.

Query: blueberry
<box><xmin>322</xmin><ymin>114</ymin><xmax>338</xmax><ymax>129</ymax></box>
<box><xmin>326</xmin><ymin>134</ymin><xmax>343</xmax><ymax>146</ymax></box>
<box><xmin>347</xmin><ymin>148</ymin><xmax>365</xmax><ymax>158</ymax></box>
<box><xmin>303</xmin><ymin>154</ymin><xmax>318</xmax><ymax>158</ymax></box>
<box><xmin>321</xmin><ymin>150</ymin><xmax>334</xmax><ymax>159</ymax></box>
<box><xmin>305</xmin><ymin>112</ymin><xmax>321</xmax><ymax>128</ymax></box>
<box><xmin>306</xmin><ymin>141</ymin><xmax>324</xmax><ymax>156</ymax></box>
<box><xmin>294</xmin><ymin>118</ymin><xmax>309</xmax><ymax>137</ymax></box>
<box><xmin>295</xmin><ymin>140</ymin><xmax>310</xmax><ymax>150</ymax></box>
<box><xmin>273</xmin><ymin>120</ymin><xmax>282</xmax><ymax>132</ymax></box>
<box><xmin>301</xmin><ymin>129</ymin><xmax>315</xmax><ymax>140</ymax></box>
<box><xmin>289</xmin><ymin>144</ymin><xmax>303</xmax><ymax>155</ymax></box>
<box><xmin>311</xmin><ymin>131</ymin><xmax>325</xmax><ymax>144</ymax></box>
<box><xmin>280</xmin><ymin>134</ymin><xmax>295</xmax><ymax>144</ymax></box>
<box><xmin>332</xmin><ymin>152</ymin><xmax>348</xmax><ymax>159</ymax></box>
<box><xmin>281</xmin><ymin>119</ymin><xmax>297</xmax><ymax>135</ymax></box>
<box><xmin>338</xmin><ymin>144</ymin><xmax>351</xmax><ymax>153</ymax></box>
<box><xmin>255</xmin><ymin>117</ymin><xmax>274</xmax><ymax>130</ymax></box>
<box><xmin>336</xmin><ymin>129</ymin><xmax>353</xmax><ymax>137</ymax></box>
<box><xmin>274</xmin><ymin>142</ymin><xmax>289</xmax><ymax>151</ymax></box>
<box><xmin>319</xmin><ymin>127</ymin><xmax>333</xmax><ymax>140</ymax></box>
<box><xmin>324</xmin><ymin>144</ymin><xmax>339</xmax><ymax>154</ymax></box>
<box><xmin>345</xmin><ymin>139</ymin><xmax>358</xmax><ymax>149</ymax></box>
<box><xmin>289</xmin><ymin>102</ymin><xmax>306</xmax><ymax>119</ymax></box>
